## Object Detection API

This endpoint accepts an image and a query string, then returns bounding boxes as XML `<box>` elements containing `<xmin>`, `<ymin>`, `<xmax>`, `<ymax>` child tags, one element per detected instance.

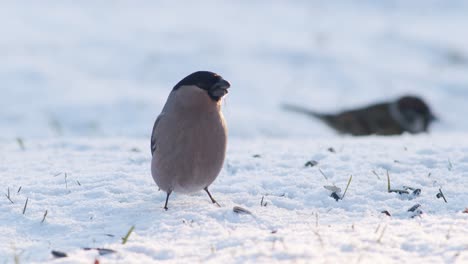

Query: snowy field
<box><xmin>2</xmin><ymin>136</ymin><xmax>468</xmax><ymax>263</ymax></box>
<box><xmin>1</xmin><ymin>0</ymin><xmax>468</xmax><ymax>263</ymax></box>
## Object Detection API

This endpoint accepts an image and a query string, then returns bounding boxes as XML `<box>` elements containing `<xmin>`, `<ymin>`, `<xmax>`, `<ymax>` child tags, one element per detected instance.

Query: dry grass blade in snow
<box><xmin>22</xmin><ymin>198</ymin><xmax>29</xmax><ymax>215</ymax></box>
<box><xmin>5</xmin><ymin>187</ymin><xmax>14</xmax><ymax>204</ymax></box>
<box><xmin>121</xmin><ymin>225</ymin><xmax>135</xmax><ymax>245</ymax></box>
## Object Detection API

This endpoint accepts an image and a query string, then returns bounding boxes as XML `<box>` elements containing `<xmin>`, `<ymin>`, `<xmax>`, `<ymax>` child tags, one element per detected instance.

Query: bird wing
<box><xmin>150</xmin><ymin>114</ymin><xmax>163</xmax><ymax>155</ymax></box>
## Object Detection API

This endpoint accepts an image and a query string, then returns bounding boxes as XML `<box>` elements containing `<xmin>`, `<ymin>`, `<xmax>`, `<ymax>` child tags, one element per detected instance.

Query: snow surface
<box><xmin>1</xmin><ymin>0</ymin><xmax>468</xmax><ymax>263</ymax></box>
<box><xmin>2</xmin><ymin>136</ymin><xmax>468</xmax><ymax>263</ymax></box>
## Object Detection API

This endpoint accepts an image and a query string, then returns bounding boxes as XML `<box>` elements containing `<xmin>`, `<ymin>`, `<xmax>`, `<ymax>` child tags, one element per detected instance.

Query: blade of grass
<box><xmin>5</xmin><ymin>187</ymin><xmax>14</xmax><ymax>204</ymax></box>
<box><xmin>387</xmin><ymin>170</ymin><xmax>391</xmax><ymax>192</ymax></box>
<box><xmin>341</xmin><ymin>175</ymin><xmax>353</xmax><ymax>200</ymax></box>
<box><xmin>122</xmin><ymin>225</ymin><xmax>135</xmax><ymax>245</ymax></box>
<box><xmin>16</xmin><ymin>138</ymin><xmax>25</xmax><ymax>151</ymax></box>
<box><xmin>41</xmin><ymin>210</ymin><xmax>48</xmax><ymax>223</ymax></box>
<box><xmin>372</xmin><ymin>170</ymin><xmax>381</xmax><ymax>180</ymax></box>
<box><xmin>22</xmin><ymin>198</ymin><xmax>29</xmax><ymax>215</ymax></box>
<box><xmin>318</xmin><ymin>168</ymin><xmax>328</xmax><ymax>180</ymax></box>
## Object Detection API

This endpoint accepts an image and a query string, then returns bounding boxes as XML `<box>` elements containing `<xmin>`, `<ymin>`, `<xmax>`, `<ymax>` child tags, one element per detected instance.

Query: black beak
<box><xmin>215</xmin><ymin>79</ymin><xmax>231</xmax><ymax>90</ymax></box>
<box><xmin>209</xmin><ymin>79</ymin><xmax>231</xmax><ymax>100</ymax></box>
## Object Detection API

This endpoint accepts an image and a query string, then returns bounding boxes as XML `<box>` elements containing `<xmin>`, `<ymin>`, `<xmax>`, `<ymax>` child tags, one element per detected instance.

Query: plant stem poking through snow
<box><xmin>64</xmin><ymin>173</ymin><xmax>68</xmax><ymax>189</ymax></box>
<box><xmin>121</xmin><ymin>225</ymin><xmax>135</xmax><ymax>245</ymax></box>
<box><xmin>341</xmin><ymin>175</ymin><xmax>353</xmax><ymax>200</ymax></box>
<box><xmin>446</xmin><ymin>225</ymin><xmax>452</xmax><ymax>240</ymax></box>
<box><xmin>319</xmin><ymin>168</ymin><xmax>328</xmax><ymax>180</ymax></box>
<box><xmin>313</xmin><ymin>230</ymin><xmax>324</xmax><ymax>248</ymax></box>
<box><xmin>372</xmin><ymin>170</ymin><xmax>381</xmax><ymax>180</ymax></box>
<box><xmin>22</xmin><ymin>198</ymin><xmax>29</xmax><ymax>215</ymax></box>
<box><xmin>447</xmin><ymin>159</ymin><xmax>453</xmax><ymax>171</ymax></box>
<box><xmin>324</xmin><ymin>175</ymin><xmax>352</xmax><ymax>201</ymax></box>
<box><xmin>41</xmin><ymin>210</ymin><xmax>48</xmax><ymax>223</ymax></box>
<box><xmin>436</xmin><ymin>188</ymin><xmax>448</xmax><ymax>203</ymax></box>
<box><xmin>17</xmin><ymin>186</ymin><xmax>22</xmax><ymax>194</ymax></box>
<box><xmin>387</xmin><ymin>171</ymin><xmax>391</xmax><ymax>192</ymax></box>
<box><xmin>377</xmin><ymin>225</ymin><xmax>387</xmax><ymax>243</ymax></box>
<box><xmin>13</xmin><ymin>248</ymin><xmax>21</xmax><ymax>264</ymax></box>
<box><xmin>375</xmin><ymin>223</ymin><xmax>381</xmax><ymax>234</ymax></box>
<box><xmin>387</xmin><ymin>171</ymin><xmax>414</xmax><ymax>195</ymax></box>
<box><xmin>5</xmin><ymin>187</ymin><xmax>14</xmax><ymax>204</ymax></box>
<box><xmin>16</xmin><ymin>138</ymin><xmax>25</xmax><ymax>151</ymax></box>
<box><xmin>315</xmin><ymin>212</ymin><xmax>319</xmax><ymax>228</ymax></box>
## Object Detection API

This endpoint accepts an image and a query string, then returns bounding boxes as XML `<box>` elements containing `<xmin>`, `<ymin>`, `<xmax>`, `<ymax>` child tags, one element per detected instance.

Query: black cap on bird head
<box><xmin>173</xmin><ymin>71</ymin><xmax>231</xmax><ymax>102</ymax></box>
<box><xmin>396</xmin><ymin>95</ymin><xmax>437</xmax><ymax>132</ymax></box>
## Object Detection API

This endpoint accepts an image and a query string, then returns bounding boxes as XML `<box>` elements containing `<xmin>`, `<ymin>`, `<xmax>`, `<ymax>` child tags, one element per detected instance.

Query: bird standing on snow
<box><xmin>151</xmin><ymin>71</ymin><xmax>230</xmax><ymax>210</ymax></box>
<box><xmin>283</xmin><ymin>95</ymin><xmax>436</xmax><ymax>136</ymax></box>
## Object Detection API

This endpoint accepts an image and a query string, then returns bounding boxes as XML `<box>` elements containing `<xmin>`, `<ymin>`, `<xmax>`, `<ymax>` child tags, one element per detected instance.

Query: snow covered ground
<box><xmin>1</xmin><ymin>136</ymin><xmax>468</xmax><ymax>263</ymax></box>
<box><xmin>1</xmin><ymin>0</ymin><xmax>468</xmax><ymax>263</ymax></box>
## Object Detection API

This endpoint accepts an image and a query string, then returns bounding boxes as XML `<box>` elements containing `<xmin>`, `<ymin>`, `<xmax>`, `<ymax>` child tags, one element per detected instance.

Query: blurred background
<box><xmin>1</xmin><ymin>0</ymin><xmax>467</xmax><ymax>139</ymax></box>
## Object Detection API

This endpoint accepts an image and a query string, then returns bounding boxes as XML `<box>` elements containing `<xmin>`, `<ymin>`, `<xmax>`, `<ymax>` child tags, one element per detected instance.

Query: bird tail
<box><xmin>282</xmin><ymin>103</ymin><xmax>331</xmax><ymax>122</ymax></box>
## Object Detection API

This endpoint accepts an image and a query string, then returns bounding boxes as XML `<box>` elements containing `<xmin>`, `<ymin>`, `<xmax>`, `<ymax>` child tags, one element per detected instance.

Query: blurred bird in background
<box><xmin>283</xmin><ymin>95</ymin><xmax>436</xmax><ymax>136</ymax></box>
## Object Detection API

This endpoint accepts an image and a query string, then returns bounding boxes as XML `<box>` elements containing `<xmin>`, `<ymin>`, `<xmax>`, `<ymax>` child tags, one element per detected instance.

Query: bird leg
<box><xmin>164</xmin><ymin>191</ymin><xmax>172</xmax><ymax>211</ymax></box>
<box><xmin>204</xmin><ymin>187</ymin><xmax>220</xmax><ymax>207</ymax></box>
